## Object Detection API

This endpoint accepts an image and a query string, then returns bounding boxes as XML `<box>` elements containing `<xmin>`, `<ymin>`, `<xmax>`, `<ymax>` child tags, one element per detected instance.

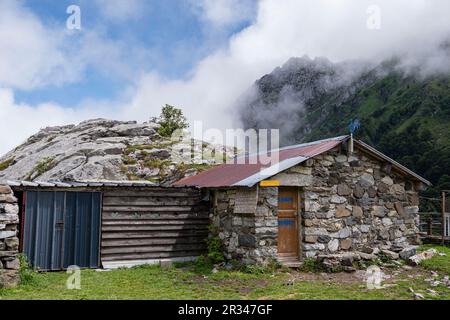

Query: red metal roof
<box><xmin>174</xmin><ymin>136</ymin><xmax>347</xmax><ymax>188</ymax></box>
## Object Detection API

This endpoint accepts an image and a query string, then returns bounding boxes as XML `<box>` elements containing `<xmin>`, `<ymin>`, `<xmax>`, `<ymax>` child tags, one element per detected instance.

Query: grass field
<box><xmin>0</xmin><ymin>246</ymin><xmax>449</xmax><ymax>300</ymax></box>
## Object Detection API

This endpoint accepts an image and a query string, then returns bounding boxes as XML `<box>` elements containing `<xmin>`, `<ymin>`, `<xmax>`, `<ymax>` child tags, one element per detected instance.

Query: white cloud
<box><xmin>190</xmin><ymin>0</ymin><xmax>256</xmax><ymax>28</ymax></box>
<box><xmin>0</xmin><ymin>1</ymin><xmax>79</xmax><ymax>89</ymax></box>
<box><xmin>1</xmin><ymin>0</ymin><xmax>450</xmax><ymax>156</ymax></box>
<box><xmin>0</xmin><ymin>89</ymin><xmax>92</xmax><ymax>154</ymax></box>
<box><xmin>0</xmin><ymin>1</ymin><xmax>150</xmax><ymax>90</ymax></box>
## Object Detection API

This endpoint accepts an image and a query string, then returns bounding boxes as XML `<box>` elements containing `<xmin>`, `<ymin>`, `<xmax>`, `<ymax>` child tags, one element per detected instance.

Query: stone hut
<box><xmin>175</xmin><ymin>136</ymin><xmax>431</xmax><ymax>268</ymax></box>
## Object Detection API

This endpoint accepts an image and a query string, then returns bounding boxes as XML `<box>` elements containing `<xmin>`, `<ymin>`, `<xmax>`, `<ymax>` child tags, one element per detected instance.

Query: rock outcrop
<box><xmin>0</xmin><ymin>119</ymin><xmax>234</xmax><ymax>186</ymax></box>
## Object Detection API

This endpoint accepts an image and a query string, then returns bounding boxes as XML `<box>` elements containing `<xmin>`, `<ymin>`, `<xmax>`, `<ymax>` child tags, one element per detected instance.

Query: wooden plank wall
<box><xmin>101</xmin><ymin>188</ymin><xmax>209</xmax><ymax>262</ymax></box>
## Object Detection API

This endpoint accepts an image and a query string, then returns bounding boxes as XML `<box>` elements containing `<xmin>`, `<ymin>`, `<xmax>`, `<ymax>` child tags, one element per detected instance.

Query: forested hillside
<box><xmin>239</xmin><ymin>57</ymin><xmax>450</xmax><ymax>196</ymax></box>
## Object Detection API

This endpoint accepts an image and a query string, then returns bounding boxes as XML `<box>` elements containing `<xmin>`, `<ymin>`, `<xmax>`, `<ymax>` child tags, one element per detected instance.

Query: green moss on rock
<box><xmin>0</xmin><ymin>158</ymin><xmax>15</xmax><ymax>171</ymax></box>
<box><xmin>26</xmin><ymin>157</ymin><xmax>55</xmax><ymax>179</ymax></box>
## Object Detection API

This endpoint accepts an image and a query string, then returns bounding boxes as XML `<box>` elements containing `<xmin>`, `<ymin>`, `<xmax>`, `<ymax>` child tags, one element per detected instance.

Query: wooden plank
<box><xmin>101</xmin><ymin>230</ymin><xmax>208</xmax><ymax>239</ymax></box>
<box><xmin>102</xmin><ymin>205</ymin><xmax>203</xmax><ymax>212</ymax></box>
<box><xmin>102</xmin><ymin>225</ymin><xmax>208</xmax><ymax>232</ymax></box>
<box><xmin>102</xmin><ymin>237</ymin><xmax>205</xmax><ymax>247</ymax></box>
<box><xmin>102</xmin><ymin>190</ymin><xmax>200</xmax><ymax>197</ymax></box>
<box><xmin>102</xmin><ymin>219</ymin><xmax>209</xmax><ymax>226</ymax></box>
<box><xmin>101</xmin><ymin>251</ymin><xmax>206</xmax><ymax>261</ymax></box>
<box><xmin>102</xmin><ymin>210</ymin><xmax>209</xmax><ymax>217</ymax></box>
<box><xmin>103</xmin><ymin>212</ymin><xmax>209</xmax><ymax>220</ymax></box>
<box><xmin>101</xmin><ymin>243</ymin><xmax>206</xmax><ymax>254</ymax></box>
<box><xmin>103</xmin><ymin>197</ymin><xmax>201</xmax><ymax>206</ymax></box>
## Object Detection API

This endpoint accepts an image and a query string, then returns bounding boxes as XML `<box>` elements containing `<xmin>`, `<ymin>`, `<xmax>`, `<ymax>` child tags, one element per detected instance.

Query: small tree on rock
<box><xmin>155</xmin><ymin>104</ymin><xmax>189</xmax><ymax>137</ymax></box>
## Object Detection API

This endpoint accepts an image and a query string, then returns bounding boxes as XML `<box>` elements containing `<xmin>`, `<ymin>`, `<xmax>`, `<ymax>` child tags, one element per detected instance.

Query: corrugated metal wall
<box><xmin>101</xmin><ymin>188</ymin><xmax>209</xmax><ymax>262</ymax></box>
<box><xmin>23</xmin><ymin>191</ymin><xmax>101</xmax><ymax>270</ymax></box>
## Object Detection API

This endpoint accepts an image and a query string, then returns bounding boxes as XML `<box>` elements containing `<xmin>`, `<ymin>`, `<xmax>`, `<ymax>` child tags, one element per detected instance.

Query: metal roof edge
<box><xmin>277</xmin><ymin>135</ymin><xmax>349</xmax><ymax>152</ymax></box>
<box><xmin>233</xmin><ymin>156</ymin><xmax>309</xmax><ymax>187</ymax></box>
<box><xmin>354</xmin><ymin>139</ymin><xmax>432</xmax><ymax>186</ymax></box>
<box><xmin>233</xmin><ymin>135</ymin><xmax>350</xmax><ymax>160</ymax></box>
<box><xmin>4</xmin><ymin>179</ymin><xmax>159</xmax><ymax>188</ymax></box>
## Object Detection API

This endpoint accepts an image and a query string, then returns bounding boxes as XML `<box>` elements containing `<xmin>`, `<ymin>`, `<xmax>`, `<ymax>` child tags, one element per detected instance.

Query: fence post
<box><xmin>442</xmin><ymin>192</ymin><xmax>446</xmax><ymax>246</ymax></box>
<box><xmin>428</xmin><ymin>215</ymin><xmax>433</xmax><ymax>236</ymax></box>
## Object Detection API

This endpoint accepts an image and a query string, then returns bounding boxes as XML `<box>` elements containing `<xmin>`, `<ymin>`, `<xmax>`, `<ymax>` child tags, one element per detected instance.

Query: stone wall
<box><xmin>211</xmin><ymin>145</ymin><xmax>422</xmax><ymax>267</ymax></box>
<box><xmin>275</xmin><ymin>146</ymin><xmax>421</xmax><ymax>267</ymax></box>
<box><xmin>0</xmin><ymin>185</ymin><xmax>20</xmax><ymax>288</ymax></box>
<box><xmin>212</xmin><ymin>187</ymin><xmax>278</xmax><ymax>265</ymax></box>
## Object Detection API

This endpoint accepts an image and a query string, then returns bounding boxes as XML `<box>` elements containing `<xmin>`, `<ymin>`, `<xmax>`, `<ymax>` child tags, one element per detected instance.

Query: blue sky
<box><xmin>16</xmin><ymin>0</ymin><xmax>256</xmax><ymax>106</ymax></box>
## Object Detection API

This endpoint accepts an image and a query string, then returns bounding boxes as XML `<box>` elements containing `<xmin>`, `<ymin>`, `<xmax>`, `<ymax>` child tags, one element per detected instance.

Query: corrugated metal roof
<box><xmin>5</xmin><ymin>179</ymin><xmax>157</xmax><ymax>188</ymax></box>
<box><xmin>174</xmin><ymin>135</ymin><xmax>432</xmax><ymax>188</ymax></box>
<box><xmin>174</xmin><ymin>136</ymin><xmax>348</xmax><ymax>188</ymax></box>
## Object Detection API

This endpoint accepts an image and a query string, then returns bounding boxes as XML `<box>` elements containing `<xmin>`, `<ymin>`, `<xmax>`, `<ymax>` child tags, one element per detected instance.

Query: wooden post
<box><xmin>428</xmin><ymin>215</ymin><xmax>433</xmax><ymax>236</ymax></box>
<box><xmin>348</xmin><ymin>133</ymin><xmax>354</xmax><ymax>155</ymax></box>
<box><xmin>442</xmin><ymin>191</ymin><xmax>446</xmax><ymax>246</ymax></box>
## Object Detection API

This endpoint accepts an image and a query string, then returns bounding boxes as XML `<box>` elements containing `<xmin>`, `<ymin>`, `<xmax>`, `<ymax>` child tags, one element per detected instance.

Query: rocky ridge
<box><xmin>0</xmin><ymin>119</ymin><xmax>235</xmax><ymax>186</ymax></box>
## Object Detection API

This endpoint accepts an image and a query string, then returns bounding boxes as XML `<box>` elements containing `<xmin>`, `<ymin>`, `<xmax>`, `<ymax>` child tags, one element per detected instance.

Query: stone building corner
<box><xmin>0</xmin><ymin>184</ymin><xmax>20</xmax><ymax>288</ymax></box>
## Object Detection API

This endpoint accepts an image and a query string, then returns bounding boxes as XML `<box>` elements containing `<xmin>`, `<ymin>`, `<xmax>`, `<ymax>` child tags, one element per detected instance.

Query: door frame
<box><xmin>277</xmin><ymin>187</ymin><xmax>302</xmax><ymax>261</ymax></box>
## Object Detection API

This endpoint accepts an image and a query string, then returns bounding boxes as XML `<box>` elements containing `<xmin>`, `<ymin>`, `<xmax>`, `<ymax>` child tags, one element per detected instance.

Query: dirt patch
<box><xmin>285</xmin><ymin>265</ymin><xmax>433</xmax><ymax>286</ymax></box>
<box><xmin>287</xmin><ymin>270</ymin><xmax>367</xmax><ymax>285</ymax></box>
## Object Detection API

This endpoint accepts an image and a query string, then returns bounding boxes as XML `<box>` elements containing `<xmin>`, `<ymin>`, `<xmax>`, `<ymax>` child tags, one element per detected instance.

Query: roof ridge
<box><xmin>234</xmin><ymin>135</ymin><xmax>349</xmax><ymax>160</ymax></box>
<box><xmin>278</xmin><ymin>135</ymin><xmax>349</xmax><ymax>152</ymax></box>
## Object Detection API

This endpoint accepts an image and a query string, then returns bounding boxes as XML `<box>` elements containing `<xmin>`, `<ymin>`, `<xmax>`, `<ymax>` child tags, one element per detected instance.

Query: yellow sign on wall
<box><xmin>260</xmin><ymin>180</ymin><xmax>280</xmax><ymax>187</ymax></box>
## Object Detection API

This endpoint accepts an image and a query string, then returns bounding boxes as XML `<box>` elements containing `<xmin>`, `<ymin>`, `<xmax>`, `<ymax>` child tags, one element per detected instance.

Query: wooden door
<box><xmin>277</xmin><ymin>187</ymin><xmax>299</xmax><ymax>260</ymax></box>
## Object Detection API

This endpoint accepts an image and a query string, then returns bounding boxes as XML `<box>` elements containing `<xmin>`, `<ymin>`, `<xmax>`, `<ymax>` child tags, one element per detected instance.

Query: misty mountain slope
<box><xmin>0</xmin><ymin>119</ymin><xmax>234</xmax><ymax>186</ymax></box>
<box><xmin>238</xmin><ymin>56</ymin><xmax>450</xmax><ymax>190</ymax></box>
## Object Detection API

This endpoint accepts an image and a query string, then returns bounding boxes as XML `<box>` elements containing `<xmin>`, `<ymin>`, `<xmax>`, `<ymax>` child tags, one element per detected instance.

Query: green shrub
<box><xmin>155</xmin><ymin>104</ymin><xmax>189</xmax><ymax>137</ymax></box>
<box><xmin>299</xmin><ymin>258</ymin><xmax>326</xmax><ymax>273</ymax></box>
<box><xmin>206</xmin><ymin>225</ymin><xmax>225</xmax><ymax>264</ymax></box>
<box><xmin>242</xmin><ymin>259</ymin><xmax>281</xmax><ymax>274</ymax></box>
<box><xmin>122</xmin><ymin>155</ymin><xmax>137</xmax><ymax>165</ymax></box>
<box><xmin>143</xmin><ymin>158</ymin><xmax>168</xmax><ymax>170</ymax></box>
<box><xmin>183</xmin><ymin>225</ymin><xmax>226</xmax><ymax>274</ymax></box>
<box><xmin>192</xmin><ymin>256</ymin><xmax>215</xmax><ymax>274</ymax></box>
<box><xmin>18</xmin><ymin>254</ymin><xmax>37</xmax><ymax>285</ymax></box>
<box><xmin>377</xmin><ymin>252</ymin><xmax>394</xmax><ymax>264</ymax></box>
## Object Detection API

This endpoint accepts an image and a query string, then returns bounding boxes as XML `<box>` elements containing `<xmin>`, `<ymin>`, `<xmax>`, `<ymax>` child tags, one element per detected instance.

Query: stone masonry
<box><xmin>0</xmin><ymin>184</ymin><xmax>20</xmax><ymax>288</ymax></box>
<box><xmin>211</xmin><ymin>145</ymin><xmax>422</xmax><ymax>267</ymax></box>
<box><xmin>212</xmin><ymin>187</ymin><xmax>278</xmax><ymax>265</ymax></box>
